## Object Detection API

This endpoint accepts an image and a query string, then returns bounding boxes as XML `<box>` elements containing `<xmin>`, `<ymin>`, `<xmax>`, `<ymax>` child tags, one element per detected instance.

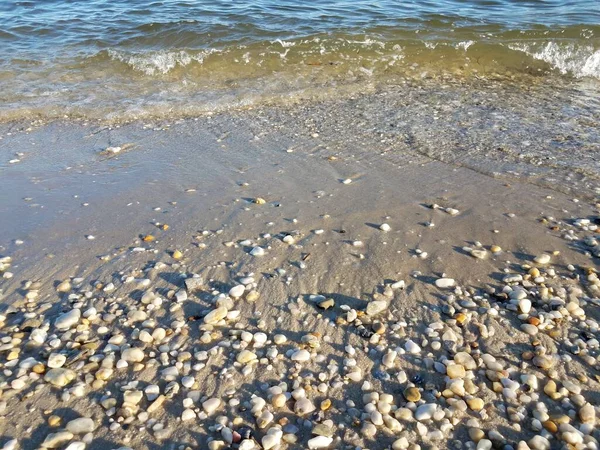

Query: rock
<box><xmin>42</xmin><ymin>431</ymin><xmax>74</xmax><ymax>448</ymax></box>
<box><xmin>56</xmin><ymin>280</ymin><xmax>72</xmax><ymax>293</ymax></box>
<box><xmin>519</xmin><ymin>299</ymin><xmax>532</xmax><ymax>314</ymax></box>
<box><xmin>64</xmin><ymin>442</ymin><xmax>86</xmax><ymax>450</ymax></box>
<box><xmin>291</xmin><ymin>349</ymin><xmax>311</xmax><ymax>362</ymax></box>
<box><xmin>454</xmin><ymin>352</ymin><xmax>477</xmax><ymax>370</ymax></box>
<box><xmin>250</xmin><ymin>247</ymin><xmax>265</xmax><ymax>257</ymax></box>
<box><xmin>415</xmin><ymin>403</ymin><xmax>437</xmax><ymax>421</ymax></box>
<box><xmin>470</xmin><ymin>249</ymin><xmax>487</xmax><ymax>259</ymax></box>
<box><xmin>204</xmin><ymin>307</ymin><xmax>228</xmax><ymax>324</ymax></box>
<box><xmin>534</xmin><ymin>254</ymin><xmax>551</xmax><ymax>265</ymax></box>
<box><xmin>185</xmin><ymin>277</ymin><xmax>203</xmax><ymax>292</ymax></box>
<box><xmin>202</xmin><ymin>398</ymin><xmax>221</xmax><ymax>414</ymax></box>
<box><xmin>147</xmin><ymin>395</ymin><xmax>166</xmax><ymax>413</ymax></box>
<box><xmin>446</xmin><ymin>364</ymin><xmax>466</xmax><ymax>378</ymax></box>
<box><xmin>380</xmin><ymin>223</ymin><xmax>391</xmax><ymax>232</ymax></box>
<box><xmin>44</xmin><ymin>368</ymin><xmax>76</xmax><ymax>387</ymax></box>
<box><xmin>307</xmin><ymin>436</ymin><xmax>333</xmax><ymax>449</ymax></box>
<box><xmin>392</xmin><ymin>437</ymin><xmax>409</xmax><ymax>450</ymax></box>
<box><xmin>532</xmin><ymin>355</ymin><xmax>553</xmax><ymax>369</ymax></box>
<box><xmin>467</xmin><ymin>398</ymin><xmax>484</xmax><ymax>411</ymax></box>
<box><xmin>181</xmin><ymin>409</ymin><xmax>196</xmax><ymax>421</ymax></box>
<box><xmin>294</xmin><ymin>398</ymin><xmax>316</xmax><ymax>415</ymax></box>
<box><xmin>435</xmin><ymin>278</ymin><xmax>455</xmax><ymax>288</ymax></box>
<box><xmin>403</xmin><ymin>387</ymin><xmax>421</xmax><ymax>402</ymax></box>
<box><xmin>579</xmin><ymin>403</ymin><xmax>595</xmax><ymax>423</ymax></box>
<box><xmin>121</xmin><ymin>348</ymin><xmax>144</xmax><ymax>363</ymax></box>
<box><xmin>528</xmin><ymin>435</ymin><xmax>551</xmax><ymax>450</ymax></box>
<box><xmin>47</xmin><ymin>353</ymin><xmax>66</xmax><ymax>369</ymax></box>
<box><xmin>236</xmin><ymin>350</ymin><xmax>257</xmax><ymax>364</ymax></box>
<box><xmin>404</xmin><ymin>339</ymin><xmax>421</xmax><ymax>354</ymax></box>
<box><xmin>55</xmin><ymin>309</ymin><xmax>81</xmax><ymax>330</ymax></box>
<box><xmin>66</xmin><ymin>418</ymin><xmax>95</xmax><ymax>434</ymax></box>
<box><xmin>318</xmin><ymin>298</ymin><xmax>335</xmax><ymax>310</ymax></box>
<box><xmin>366</xmin><ymin>300</ymin><xmax>388</xmax><ymax>316</ymax></box>
<box><xmin>229</xmin><ymin>285</ymin><xmax>245</xmax><ymax>298</ymax></box>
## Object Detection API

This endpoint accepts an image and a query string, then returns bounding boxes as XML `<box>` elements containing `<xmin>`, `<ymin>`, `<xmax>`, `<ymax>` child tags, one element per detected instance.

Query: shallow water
<box><xmin>0</xmin><ymin>0</ymin><xmax>599</xmax><ymax>121</ymax></box>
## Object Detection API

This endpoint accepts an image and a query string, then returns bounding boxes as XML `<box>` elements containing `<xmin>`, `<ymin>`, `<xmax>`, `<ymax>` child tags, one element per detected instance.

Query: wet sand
<box><xmin>0</xmin><ymin>83</ymin><xmax>599</xmax><ymax>449</ymax></box>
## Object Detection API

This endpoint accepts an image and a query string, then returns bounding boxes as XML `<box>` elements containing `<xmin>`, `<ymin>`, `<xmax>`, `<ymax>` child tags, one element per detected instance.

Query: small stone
<box><xmin>172</xmin><ymin>250</ymin><xmax>183</xmax><ymax>259</ymax></box>
<box><xmin>291</xmin><ymin>349</ymin><xmax>311</xmax><ymax>362</ymax></box>
<box><xmin>42</xmin><ymin>431</ymin><xmax>74</xmax><ymax>448</ymax></box>
<box><xmin>380</xmin><ymin>223</ymin><xmax>391</xmax><ymax>232</ymax></box>
<box><xmin>414</xmin><ymin>403</ymin><xmax>437</xmax><ymax>421</ymax></box>
<box><xmin>435</xmin><ymin>278</ymin><xmax>455</xmax><ymax>288</ymax></box>
<box><xmin>55</xmin><ymin>309</ymin><xmax>81</xmax><ymax>330</ymax></box>
<box><xmin>294</xmin><ymin>398</ymin><xmax>316</xmax><ymax>415</ymax></box>
<box><xmin>447</xmin><ymin>364</ymin><xmax>466</xmax><ymax>379</ymax></box>
<box><xmin>318</xmin><ymin>299</ymin><xmax>334</xmax><ymax>310</ymax></box>
<box><xmin>307</xmin><ymin>436</ymin><xmax>333</xmax><ymax>449</ymax></box>
<box><xmin>533</xmin><ymin>355</ymin><xmax>553</xmax><ymax>369</ymax></box>
<box><xmin>366</xmin><ymin>300</ymin><xmax>388</xmax><ymax>316</ymax></box>
<box><xmin>202</xmin><ymin>398</ymin><xmax>221</xmax><ymax>414</ymax></box>
<box><xmin>534</xmin><ymin>254</ymin><xmax>551</xmax><ymax>265</ymax></box>
<box><xmin>121</xmin><ymin>348</ymin><xmax>144</xmax><ymax>363</ymax></box>
<box><xmin>579</xmin><ymin>403</ymin><xmax>595</xmax><ymax>423</ymax></box>
<box><xmin>48</xmin><ymin>415</ymin><xmax>61</xmax><ymax>427</ymax></box>
<box><xmin>229</xmin><ymin>285</ymin><xmax>245</xmax><ymax>298</ymax></box>
<box><xmin>254</xmin><ymin>197</ymin><xmax>266</xmax><ymax>204</ymax></box>
<box><xmin>56</xmin><ymin>280</ymin><xmax>72</xmax><ymax>293</ymax></box>
<box><xmin>204</xmin><ymin>306</ymin><xmax>228</xmax><ymax>324</ymax></box>
<box><xmin>66</xmin><ymin>417</ymin><xmax>95</xmax><ymax>434</ymax></box>
<box><xmin>47</xmin><ymin>353</ymin><xmax>66</xmax><ymax>369</ymax></box>
<box><xmin>44</xmin><ymin>368</ymin><xmax>76</xmax><ymax>387</ymax></box>
<box><xmin>467</xmin><ymin>398</ymin><xmax>484</xmax><ymax>411</ymax></box>
<box><xmin>250</xmin><ymin>247</ymin><xmax>265</xmax><ymax>257</ymax></box>
<box><xmin>181</xmin><ymin>409</ymin><xmax>196</xmax><ymax>421</ymax></box>
<box><xmin>519</xmin><ymin>299</ymin><xmax>532</xmax><ymax>314</ymax></box>
<box><xmin>470</xmin><ymin>249</ymin><xmax>487</xmax><ymax>259</ymax></box>
<box><xmin>403</xmin><ymin>387</ymin><xmax>421</xmax><ymax>402</ymax></box>
<box><xmin>404</xmin><ymin>340</ymin><xmax>421</xmax><ymax>354</ymax></box>
<box><xmin>237</xmin><ymin>350</ymin><xmax>258</xmax><ymax>365</ymax></box>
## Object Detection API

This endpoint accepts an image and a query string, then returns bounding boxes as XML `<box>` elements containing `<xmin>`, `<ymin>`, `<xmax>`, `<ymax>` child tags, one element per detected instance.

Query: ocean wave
<box><xmin>106</xmin><ymin>49</ymin><xmax>218</xmax><ymax>75</ymax></box>
<box><xmin>508</xmin><ymin>41</ymin><xmax>600</xmax><ymax>79</ymax></box>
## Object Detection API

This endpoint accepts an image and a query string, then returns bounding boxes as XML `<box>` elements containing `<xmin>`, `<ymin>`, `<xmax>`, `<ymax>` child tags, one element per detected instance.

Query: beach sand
<box><xmin>0</xmin><ymin>82</ymin><xmax>599</xmax><ymax>449</ymax></box>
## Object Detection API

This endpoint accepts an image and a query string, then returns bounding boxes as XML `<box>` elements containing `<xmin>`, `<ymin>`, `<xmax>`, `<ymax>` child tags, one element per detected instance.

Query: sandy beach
<box><xmin>0</xmin><ymin>82</ymin><xmax>599</xmax><ymax>449</ymax></box>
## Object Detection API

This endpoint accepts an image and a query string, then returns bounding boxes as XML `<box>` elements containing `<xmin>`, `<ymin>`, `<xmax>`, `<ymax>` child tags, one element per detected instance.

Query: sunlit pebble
<box><xmin>14</xmin><ymin>240</ymin><xmax>24</xmax><ymax>245</ymax></box>
<box><xmin>342</xmin><ymin>179</ymin><xmax>352</xmax><ymax>184</ymax></box>
<box><xmin>153</xmin><ymin>207</ymin><xmax>161</xmax><ymax>211</ymax></box>
<box><xmin>380</xmin><ymin>223</ymin><xmax>391</xmax><ymax>232</ymax></box>
<box><xmin>82</xmin><ymin>203</ymin><xmax>89</xmax><ymax>207</ymax></box>
<box><xmin>86</xmin><ymin>235</ymin><xmax>95</xmax><ymax>240</ymax></box>
<box><xmin>9</xmin><ymin>159</ymin><xmax>20</xmax><ymax>164</ymax></box>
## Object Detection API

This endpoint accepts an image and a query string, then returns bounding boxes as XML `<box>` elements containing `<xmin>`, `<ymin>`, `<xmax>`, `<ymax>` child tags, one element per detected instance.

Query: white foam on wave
<box><xmin>107</xmin><ymin>49</ymin><xmax>217</xmax><ymax>75</ymax></box>
<box><xmin>509</xmin><ymin>41</ymin><xmax>600</xmax><ymax>79</ymax></box>
<box><xmin>456</xmin><ymin>40</ymin><xmax>475</xmax><ymax>51</ymax></box>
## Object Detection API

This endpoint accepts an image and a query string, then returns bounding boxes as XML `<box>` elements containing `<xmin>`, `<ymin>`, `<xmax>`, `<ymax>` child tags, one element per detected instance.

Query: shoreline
<box><xmin>0</xmin><ymin>84</ymin><xmax>599</xmax><ymax>449</ymax></box>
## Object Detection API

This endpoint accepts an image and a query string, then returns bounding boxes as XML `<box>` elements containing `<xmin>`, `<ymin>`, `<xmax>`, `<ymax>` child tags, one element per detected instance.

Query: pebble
<box><xmin>534</xmin><ymin>254</ymin><xmax>551</xmax><ymax>264</ymax></box>
<box><xmin>404</xmin><ymin>339</ymin><xmax>421</xmax><ymax>354</ymax></box>
<box><xmin>380</xmin><ymin>223</ymin><xmax>391</xmax><ymax>232</ymax></box>
<box><xmin>121</xmin><ymin>347</ymin><xmax>145</xmax><ymax>362</ymax></box>
<box><xmin>366</xmin><ymin>300</ymin><xmax>388</xmax><ymax>316</ymax></box>
<box><xmin>307</xmin><ymin>436</ymin><xmax>333</xmax><ymax>449</ymax></box>
<box><xmin>66</xmin><ymin>417</ymin><xmax>96</xmax><ymax>434</ymax></box>
<box><xmin>415</xmin><ymin>403</ymin><xmax>437</xmax><ymax>421</ymax></box>
<box><xmin>229</xmin><ymin>285</ymin><xmax>245</xmax><ymax>298</ymax></box>
<box><xmin>54</xmin><ymin>309</ymin><xmax>81</xmax><ymax>330</ymax></box>
<box><xmin>435</xmin><ymin>278</ymin><xmax>455</xmax><ymax>288</ymax></box>
<box><xmin>44</xmin><ymin>368</ymin><xmax>76</xmax><ymax>387</ymax></box>
<box><xmin>202</xmin><ymin>398</ymin><xmax>221</xmax><ymax>414</ymax></box>
<box><xmin>204</xmin><ymin>307</ymin><xmax>228</xmax><ymax>324</ymax></box>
